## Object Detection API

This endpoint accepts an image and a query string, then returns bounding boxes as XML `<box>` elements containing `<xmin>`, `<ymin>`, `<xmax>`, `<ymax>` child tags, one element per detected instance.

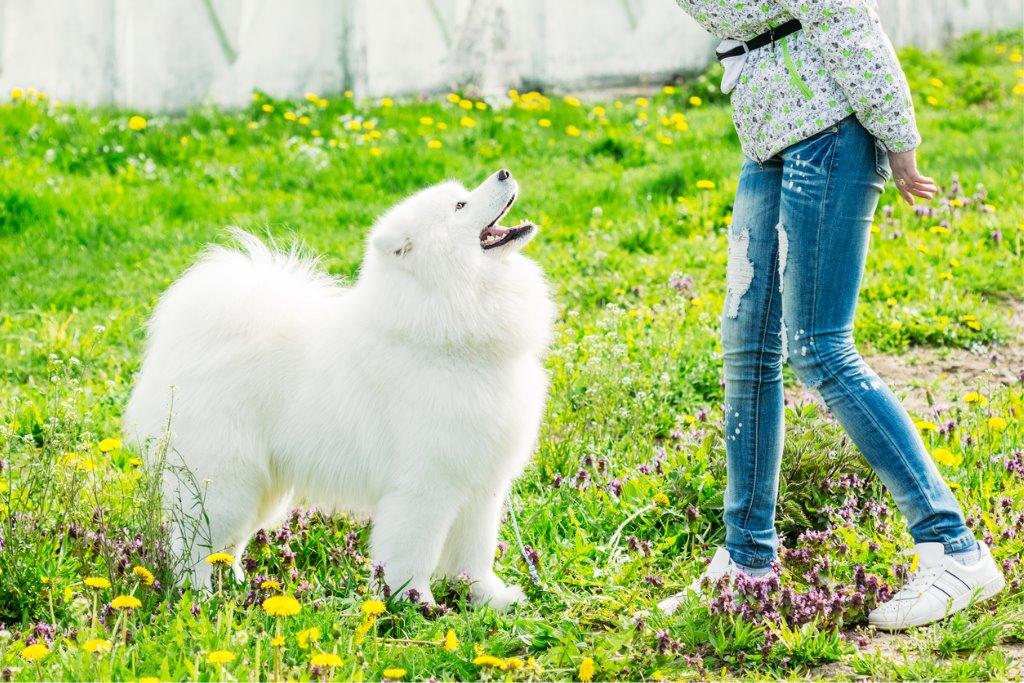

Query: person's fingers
<box><xmin>908</xmin><ymin>175</ymin><xmax>937</xmax><ymax>192</ymax></box>
<box><xmin>897</xmin><ymin>185</ymin><xmax>916</xmax><ymax>206</ymax></box>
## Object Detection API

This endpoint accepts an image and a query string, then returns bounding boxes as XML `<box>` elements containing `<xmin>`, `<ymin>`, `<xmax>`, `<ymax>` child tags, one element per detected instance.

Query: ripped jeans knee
<box><xmin>725</xmin><ymin>227</ymin><xmax>755</xmax><ymax>318</ymax></box>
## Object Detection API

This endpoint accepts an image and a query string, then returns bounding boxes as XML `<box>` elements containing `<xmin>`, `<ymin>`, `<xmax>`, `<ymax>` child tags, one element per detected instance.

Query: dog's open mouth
<box><xmin>480</xmin><ymin>221</ymin><xmax>535</xmax><ymax>250</ymax></box>
<box><xmin>479</xmin><ymin>194</ymin><xmax>535</xmax><ymax>250</ymax></box>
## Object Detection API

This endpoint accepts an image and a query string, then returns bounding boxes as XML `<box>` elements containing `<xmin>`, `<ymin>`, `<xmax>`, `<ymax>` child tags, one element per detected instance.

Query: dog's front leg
<box><xmin>439</xmin><ymin>488</ymin><xmax>526</xmax><ymax>611</ymax></box>
<box><xmin>370</xmin><ymin>490</ymin><xmax>460</xmax><ymax>605</ymax></box>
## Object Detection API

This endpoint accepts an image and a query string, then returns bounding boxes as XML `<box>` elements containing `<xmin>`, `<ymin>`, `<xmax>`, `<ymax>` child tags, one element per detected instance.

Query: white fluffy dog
<box><xmin>124</xmin><ymin>169</ymin><xmax>554</xmax><ymax>610</ymax></box>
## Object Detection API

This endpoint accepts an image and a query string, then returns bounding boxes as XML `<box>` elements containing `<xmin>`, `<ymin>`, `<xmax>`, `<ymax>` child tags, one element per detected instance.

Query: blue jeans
<box><xmin>721</xmin><ymin>115</ymin><xmax>975</xmax><ymax>569</ymax></box>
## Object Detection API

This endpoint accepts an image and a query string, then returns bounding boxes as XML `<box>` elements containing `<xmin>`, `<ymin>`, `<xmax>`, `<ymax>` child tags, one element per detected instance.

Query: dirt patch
<box><xmin>786</xmin><ymin>300</ymin><xmax>1024</xmax><ymax>415</ymax></box>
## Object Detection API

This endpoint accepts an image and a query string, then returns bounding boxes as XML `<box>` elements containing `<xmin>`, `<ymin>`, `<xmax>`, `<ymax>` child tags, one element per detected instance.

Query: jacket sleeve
<box><xmin>777</xmin><ymin>0</ymin><xmax>921</xmax><ymax>152</ymax></box>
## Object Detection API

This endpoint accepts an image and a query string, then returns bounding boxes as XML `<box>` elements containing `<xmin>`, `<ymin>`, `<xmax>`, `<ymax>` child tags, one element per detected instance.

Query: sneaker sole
<box><xmin>868</xmin><ymin>573</ymin><xmax>1006</xmax><ymax>631</ymax></box>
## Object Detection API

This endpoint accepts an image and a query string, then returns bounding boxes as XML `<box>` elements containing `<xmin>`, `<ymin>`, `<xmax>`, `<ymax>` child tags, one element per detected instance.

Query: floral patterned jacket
<box><xmin>675</xmin><ymin>0</ymin><xmax>920</xmax><ymax>162</ymax></box>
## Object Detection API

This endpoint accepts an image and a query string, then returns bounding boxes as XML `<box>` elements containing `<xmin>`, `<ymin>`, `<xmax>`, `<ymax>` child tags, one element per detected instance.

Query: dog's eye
<box><xmin>455</xmin><ymin>201</ymin><xmax>466</xmax><ymax>211</ymax></box>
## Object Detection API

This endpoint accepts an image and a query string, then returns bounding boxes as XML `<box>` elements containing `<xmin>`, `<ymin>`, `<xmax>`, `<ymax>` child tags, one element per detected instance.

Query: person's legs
<box><xmin>720</xmin><ymin>156</ymin><xmax>786</xmax><ymax>572</ymax></box>
<box><xmin>778</xmin><ymin>116</ymin><xmax>976</xmax><ymax>555</ymax></box>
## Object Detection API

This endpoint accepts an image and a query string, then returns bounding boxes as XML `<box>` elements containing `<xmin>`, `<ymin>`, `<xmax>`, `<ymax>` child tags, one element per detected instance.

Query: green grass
<box><xmin>1</xmin><ymin>31</ymin><xmax>1022</xmax><ymax>681</ymax></box>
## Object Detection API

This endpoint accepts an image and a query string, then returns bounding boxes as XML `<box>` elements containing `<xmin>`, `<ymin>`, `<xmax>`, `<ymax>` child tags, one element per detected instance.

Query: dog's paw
<box><xmin>472</xmin><ymin>582</ymin><xmax>526</xmax><ymax>611</ymax></box>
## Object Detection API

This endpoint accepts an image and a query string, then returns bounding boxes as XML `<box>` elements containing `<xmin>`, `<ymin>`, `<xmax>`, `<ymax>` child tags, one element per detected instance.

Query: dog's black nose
<box><xmin>497</xmin><ymin>169</ymin><xmax>511</xmax><ymax>181</ymax></box>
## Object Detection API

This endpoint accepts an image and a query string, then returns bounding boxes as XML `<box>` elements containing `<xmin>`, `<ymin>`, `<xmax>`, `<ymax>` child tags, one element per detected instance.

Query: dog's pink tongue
<box><xmin>481</xmin><ymin>226</ymin><xmax>506</xmax><ymax>239</ymax></box>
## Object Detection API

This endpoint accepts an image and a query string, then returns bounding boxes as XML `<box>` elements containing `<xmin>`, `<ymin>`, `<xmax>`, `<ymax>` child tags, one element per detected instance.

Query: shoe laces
<box><xmin>893</xmin><ymin>551</ymin><xmax>945</xmax><ymax>598</ymax></box>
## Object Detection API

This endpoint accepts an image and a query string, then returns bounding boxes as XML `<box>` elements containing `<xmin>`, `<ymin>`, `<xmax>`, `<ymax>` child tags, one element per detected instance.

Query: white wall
<box><xmin>0</xmin><ymin>0</ymin><xmax>1020</xmax><ymax>110</ymax></box>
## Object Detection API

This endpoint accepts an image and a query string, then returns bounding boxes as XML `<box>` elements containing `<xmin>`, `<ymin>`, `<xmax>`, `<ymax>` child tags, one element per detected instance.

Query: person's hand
<box><xmin>887</xmin><ymin>149</ymin><xmax>938</xmax><ymax>206</ymax></box>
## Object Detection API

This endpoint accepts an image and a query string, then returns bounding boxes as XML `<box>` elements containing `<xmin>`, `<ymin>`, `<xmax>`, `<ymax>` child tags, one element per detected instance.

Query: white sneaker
<box><xmin>868</xmin><ymin>541</ymin><xmax>1005</xmax><ymax>631</ymax></box>
<box><xmin>657</xmin><ymin>547</ymin><xmax>737</xmax><ymax>615</ymax></box>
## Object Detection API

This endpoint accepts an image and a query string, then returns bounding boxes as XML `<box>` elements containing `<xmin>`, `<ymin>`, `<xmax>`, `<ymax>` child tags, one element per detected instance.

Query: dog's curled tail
<box><xmin>144</xmin><ymin>228</ymin><xmax>339</xmax><ymax>349</ymax></box>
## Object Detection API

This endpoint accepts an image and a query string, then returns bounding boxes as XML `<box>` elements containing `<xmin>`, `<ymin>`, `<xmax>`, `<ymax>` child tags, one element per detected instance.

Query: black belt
<box><xmin>715</xmin><ymin>19</ymin><xmax>803</xmax><ymax>61</ymax></box>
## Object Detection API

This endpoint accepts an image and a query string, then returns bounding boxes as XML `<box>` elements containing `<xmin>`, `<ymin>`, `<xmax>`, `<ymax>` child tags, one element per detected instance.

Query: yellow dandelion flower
<box><xmin>889</xmin><ymin>321</ymin><xmax>902</xmax><ymax>330</ymax></box>
<box><xmin>504</xmin><ymin>657</ymin><xmax>525</xmax><ymax>670</ymax></box>
<box><xmin>344</xmin><ymin>90</ymin><xmax>354</xmax><ymax>98</ymax></box>
<box><xmin>926</xmin><ymin>95</ymin><xmax>940</xmax><ymax>106</ymax></box>
<box><xmin>132</xmin><ymin>566</ymin><xmax>155</xmax><ymax>586</ymax></box>
<box><xmin>460</xmin><ymin>116</ymin><xmax>476</xmax><ymax>128</ymax></box>
<box><xmin>475</xmin><ymin>101</ymin><xmax>487</xmax><ymax>110</ymax></box>
<box><xmin>381</xmin><ymin>97</ymin><xmax>394</xmax><ymax>108</ymax></box>
<box><xmin>297</xmin><ymin>626</ymin><xmax>321</xmax><ymax>649</ymax></box>
<box><xmin>369</xmin><ymin>147</ymin><xmax>383</xmax><ymax>157</ymax></box>
<box><xmin>207</xmin><ymin>650</ymin><xmax>235</xmax><ymax>665</ymax></box>
<box><xmin>361</xmin><ymin>599</ymin><xmax>386</xmax><ymax>616</ymax></box>
<box><xmin>419</xmin><ymin>116</ymin><xmax>434</xmax><ymax>125</ymax></box>
<box><xmin>262</xmin><ymin>594</ymin><xmax>301</xmax><ymax>617</ymax></box>
<box><xmin>473</xmin><ymin>655</ymin><xmax>506</xmax><ymax>668</ymax></box>
<box><xmin>443</xmin><ymin>628</ymin><xmax>459</xmax><ymax>651</ymax></box>
<box><xmin>929</xmin><ymin>77</ymin><xmax>944</xmax><ymax>88</ymax></box>
<box><xmin>931</xmin><ymin>448</ymin><xmax>962</xmax><ymax>467</ymax></box>
<box><xmin>1011</xmin><ymin>52</ymin><xmax>1022</xmax><ymax>63</ymax></box>
<box><xmin>261</xmin><ymin>103</ymin><xmax>274</xmax><ymax>112</ymax></box>
<box><xmin>21</xmin><ymin>643</ymin><xmax>50</xmax><ymax>662</ymax></box>
<box><xmin>98</xmin><ymin>438</ymin><xmax>122</xmax><ymax>452</ymax></box>
<box><xmin>311</xmin><ymin>652</ymin><xmax>343</xmax><ymax>668</ymax></box>
<box><xmin>662</xmin><ymin>85</ymin><xmax>678</xmax><ymax>95</ymax></box>
<box><xmin>689</xmin><ymin>96</ymin><xmax>703</xmax><ymax>107</ymax></box>
<box><xmin>304</xmin><ymin>92</ymin><xmax>319</xmax><ymax>102</ymax></box>
<box><xmin>966</xmin><ymin>320</ymin><xmax>981</xmax><ymax>331</ymax></box>
<box><xmin>950</xmin><ymin>198</ymin><xmax>964</xmax><ymax>207</ymax></box>
<box><xmin>914</xmin><ymin>420</ymin><xmax>938</xmax><ymax>433</ymax></box>
<box><xmin>634</xmin><ymin>97</ymin><xmax>649</xmax><ymax>107</ymax></box>
<box><xmin>538</xmin><ymin>118</ymin><xmax>552</xmax><ymax>128</ymax></box>
<box><xmin>446</xmin><ymin>93</ymin><xmax>461</xmax><ymax>103</ymax></box>
<box><xmin>988</xmin><ymin>416</ymin><xmax>1008</xmax><ymax>431</ymax></box>
<box><xmin>364</xmin><ymin>120</ymin><xmax>377</xmax><ymax>130</ymax></box>
<box><xmin>653</xmin><ymin>492</ymin><xmax>670</xmax><ymax>507</ymax></box>
<box><xmin>110</xmin><ymin>595</ymin><xmax>142</xmax><ymax>610</ymax></box>
<box><xmin>83</xmin><ymin>638</ymin><xmax>112</xmax><ymax>654</ymax></box>
<box><xmin>11</xmin><ymin>87</ymin><xmax>25</xmax><ymax>99</ymax></box>
<box><xmin>695</xmin><ymin>179</ymin><xmax>715</xmax><ymax>190</ymax></box>
<box><xmin>127</xmin><ymin>116</ymin><xmax>147</xmax><ymax>131</ymax></box>
<box><xmin>283</xmin><ymin>111</ymin><xmax>297</xmax><ymax>121</ymax></box>
<box><xmin>427</xmin><ymin>139</ymin><xmax>443</xmax><ymax>149</ymax></box>
<box><xmin>458</xmin><ymin>99</ymin><xmax>473</xmax><ymax>110</ymax></box>
<box><xmin>383</xmin><ymin>668</ymin><xmax>407</xmax><ymax>679</ymax></box>
<box><xmin>436</xmin><ymin>122</ymin><xmax>448</xmax><ymax>130</ymax></box>
<box><xmin>260</xmin><ymin>579</ymin><xmax>282</xmax><ymax>590</ymax></box>
<box><xmin>565</xmin><ymin>125</ymin><xmax>581</xmax><ymax>137</ymax></box>
<box><xmin>270</xmin><ymin>635</ymin><xmax>286</xmax><ymax>647</ymax></box>
<box><xmin>298</xmin><ymin>115</ymin><xmax>310</xmax><ymax>126</ymax></box>
<box><xmin>563</xmin><ymin>95</ymin><xmax>581</xmax><ymax>107</ymax></box>
<box><xmin>579</xmin><ymin>657</ymin><xmax>596</xmax><ymax>682</ymax></box>
<box><xmin>204</xmin><ymin>552</ymin><xmax>234</xmax><ymax>566</ymax></box>
<box><xmin>84</xmin><ymin>576</ymin><xmax>110</xmax><ymax>589</ymax></box>
<box><xmin>139</xmin><ymin>677</ymin><xmax>160</xmax><ymax>682</ymax></box>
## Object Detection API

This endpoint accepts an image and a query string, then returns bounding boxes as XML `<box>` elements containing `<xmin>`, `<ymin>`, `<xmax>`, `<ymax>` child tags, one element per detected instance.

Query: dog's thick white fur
<box><xmin>124</xmin><ymin>170</ymin><xmax>554</xmax><ymax>610</ymax></box>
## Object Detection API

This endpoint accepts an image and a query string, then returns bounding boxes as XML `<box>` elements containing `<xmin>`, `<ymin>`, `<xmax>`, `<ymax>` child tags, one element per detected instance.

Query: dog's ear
<box><xmin>372</xmin><ymin>231</ymin><xmax>413</xmax><ymax>257</ymax></box>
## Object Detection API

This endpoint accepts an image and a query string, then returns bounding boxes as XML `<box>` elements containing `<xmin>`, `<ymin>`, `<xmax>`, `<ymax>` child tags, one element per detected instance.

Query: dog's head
<box><xmin>366</xmin><ymin>169</ymin><xmax>536</xmax><ymax>277</ymax></box>
<box><xmin>360</xmin><ymin>170</ymin><xmax>552</xmax><ymax>355</ymax></box>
